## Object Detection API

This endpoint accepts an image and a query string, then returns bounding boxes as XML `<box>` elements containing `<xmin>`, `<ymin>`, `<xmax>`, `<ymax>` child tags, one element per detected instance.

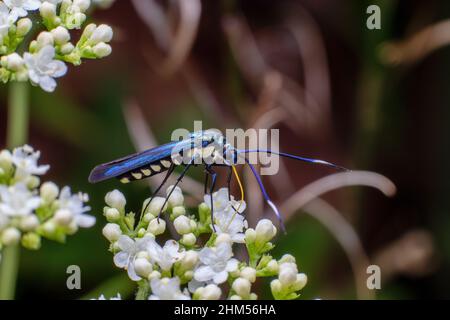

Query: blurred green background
<box><xmin>1</xmin><ymin>0</ymin><xmax>449</xmax><ymax>299</ymax></box>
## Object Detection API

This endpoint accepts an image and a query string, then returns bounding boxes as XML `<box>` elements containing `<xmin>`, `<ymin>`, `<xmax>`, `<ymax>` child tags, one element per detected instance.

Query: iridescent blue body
<box><xmin>89</xmin><ymin>129</ymin><xmax>346</xmax><ymax>231</ymax></box>
<box><xmin>89</xmin><ymin>130</ymin><xmax>231</xmax><ymax>184</ymax></box>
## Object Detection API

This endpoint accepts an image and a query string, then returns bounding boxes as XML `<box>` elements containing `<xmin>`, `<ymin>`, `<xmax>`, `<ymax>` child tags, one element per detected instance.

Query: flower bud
<box><xmin>240</xmin><ymin>267</ymin><xmax>256</xmax><ymax>283</ymax></box>
<box><xmin>74</xmin><ymin>0</ymin><xmax>91</xmax><ymax>11</ymax></box>
<box><xmin>147</xmin><ymin>218</ymin><xmax>166</xmax><ymax>236</ymax></box>
<box><xmin>102</xmin><ymin>223</ymin><xmax>121</xmax><ymax>242</ymax></box>
<box><xmin>26</xmin><ymin>176</ymin><xmax>40</xmax><ymax>190</ymax></box>
<box><xmin>142</xmin><ymin>212</ymin><xmax>154</xmax><ymax>223</ymax></box>
<box><xmin>166</xmin><ymin>185</ymin><xmax>184</xmax><ymax>207</ymax></box>
<box><xmin>293</xmin><ymin>273</ymin><xmax>307</xmax><ymax>291</ymax></box>
<box><xmin>60</xmin><ymin>42</ymin><xmax>75</xmax><ymax>55</ymax></box>
<box><xmin>171</xmin><ymin>206</ymin><xmax>186</xmax><ymax>218</ymax></box>
<box><xmin>181</xmin><ymin>233</ymin><xmax>196</xmax><ymax>246</ymax></box>
<box><xmin>278</xmin><ymin>262</ymin><xmax>298</xmax><ymax>286</ymax></box>
<box><xmin>232</xmin><ymin>278</ymin><xmax>251</xmax><ymax>298</ymax></box>
<box><xmin>0</xmin><ymin>150</ymin><xmax>12</xmax><ymax>172</ymax></box>
<box><xmin>195</xmin><ymin>284</ymin><xmax>222</xmax><ymax>300</ymax></box>
<box><xmin>173</xmin><ymin>215</ymin><xmax>191</xmax><ymax>235</ymax></box>
<box><xmin>267</xmin><ymin>259</ymin><xmax>279</xmax><ymax>273</ymax></box>
<box><xmin>134</xmin><ymin>258</ymin><xmax>153</xmax><ymax>278</ymax></box>
<box><xmin>4</xmin><ymin>53</ymin><xmax>24</xmax><ymax>71</ymax></box>
<box><xmin>105</xmin><ymin>190</ymin><xmax>126</xmax><ymax>211</ymax></box>
<box><xmin>54</xmin><ymin>209</ymin><xmax>73</xmax><ymax>226</ymax></box>
<box><xmin>40</xmin><ymin>181</ymin><xmax>59</xmax><ymax>202</ymax></box>
<box><xmin>40</xmin><ymin>2</ymin><xmax>57</xmax><ymax>19</ymax></box>
<box><xmin>279</xmin><ymin>254</ymin><xmax>296</xmax><ymax>264</ymax></box>
<box><xmin>2</xmin><ymin>227</ymin><xmax>21</xmax><ymax>246</ymax></box>
<box><xmin>137</xmin><ymin>228</ymin><xmax>146</xmax><ymax>238</ymax></box>
<box><xmin>145</xmin><ymin>197</ymin><xmax>167</xmax><ymax>215</ymax></box>
<box><xmin>21</xmin><ymin>232</ymin><xmax>41</xmax><ymax>250</ymax></box>
<box><xmin>245</xmin><ymin>228</ymin><xmax>256</xmax><ymax>243</ymax></box>
<box><xmin>180</xmin><ymin>250</ymin><xmax>198</xmax><ymax>270</ymax></box>
<box><xmin>148</xmin><ymin>270</ymin><xmax>161</xmax><ymax>280</ymax></box>
<box><xmin>105</xmin><ymin>207</ymin><xmax>120</xmax><ymax>222</ymax></box>
<box><xmin>42</xmin><ymin>220</ymin><xmax>56</xmax><ymax>235</ymax></box>
<box><xmin>270</xmin><ymin>279</ymin><xmax>282</xmax><ymax>295</ymax></box>
<box><xmin>36</xmin><ymin>31</ymin><xmax>54</xmax><ymax>47</ymax></box>
<box><xmin>89</xmin><ymin>24</ymin><xmax>113</xmax><ymax>44</ymax></box>
<box><xmin>255</xmin><ymin>219</ymin><xmax>277</xmax><ymax>243</ymax></box>
<box><xmin>93</xmin><ymin>42</ymin><xmax>111</xmax><ymax>58</ymax></box>
<box><xmin>229</xmin><ymin>295</ymin><xmax>242</xmax><ymax>300</ymax></box>
<box><xmin>19</xmin><ymin>215</ymin><xmax>39</xmax><ymax>231</ymax></box>
<box><xmin>51</xmin><ymin>26</ymin><xmax>71</xmax><ymax>45</ymax></box>
<box><xmin>17</xmin><ymin>18</ymin><xmax>32</xmax><ymax>37</ymax></box>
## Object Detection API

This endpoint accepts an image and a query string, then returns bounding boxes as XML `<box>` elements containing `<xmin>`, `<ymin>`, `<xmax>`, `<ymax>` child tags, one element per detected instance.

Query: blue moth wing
<box><xmin>89</xmin><ymin>141</ymin><xmax>182</xmax><ymax>183</ymax></box>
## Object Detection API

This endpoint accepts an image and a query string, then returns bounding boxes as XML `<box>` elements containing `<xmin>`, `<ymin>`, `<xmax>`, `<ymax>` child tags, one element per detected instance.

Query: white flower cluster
<box><xmin>0</xmin><ymin>144</ymin><xmax>95</xmax><ymax>261</ymax></box>
<box><xmin>0</xmin><ymin>0</ymin><xmax>115</xmax><ymax>92</ymax></box>
<box><xmin>101</xmin><ymin>187</ymin><xmax>307</xmax><ymax>300</ymax></box>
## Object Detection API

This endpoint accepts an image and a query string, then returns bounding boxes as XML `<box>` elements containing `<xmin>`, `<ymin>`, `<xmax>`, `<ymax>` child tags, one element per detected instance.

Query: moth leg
<box><xmin>157</xmin><ymin>158</ymin><xmax>195</xmax><ymax>220</ymax></box>
<box><xmin>205</xmin><ymin>165</ymin><xmax>217</xmax><ymax>232</ymax></box>
<box><xmin>204</xmin><ymin>169</ymin><xmax>210</xmax><ymax>195</ymax></box>
<box><xmin>141</xmin><ymin>163</ymin><xmax>175</xmax><ymax>218</ymax></box>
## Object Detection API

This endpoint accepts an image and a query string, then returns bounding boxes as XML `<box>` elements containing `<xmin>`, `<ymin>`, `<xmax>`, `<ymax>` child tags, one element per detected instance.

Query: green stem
<box><xmin>135</xmin><ymin>281</ymin><xmax>150</xmax><ymax>300</ymax></box>
<box><xmin>0</xmin><ymin>81</ymin><xmax>29</xmax><ymax>300</ymax></box>
<box><xmin>7</xmin><ymin>81</ymin><xmax>29</xmax><ymax>148</ymax></box>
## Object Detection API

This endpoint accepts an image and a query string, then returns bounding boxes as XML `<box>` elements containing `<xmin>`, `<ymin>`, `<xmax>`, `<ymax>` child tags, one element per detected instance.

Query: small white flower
<box><xmin>4</xmin><ymin>0</ymin><xmax>40</xmax><ymax>21</ymax></box>
<box><xmin>206</xmin><ymin>188</ymin><xmax>248</xmax><ymax>243</ymax></box>
<box><xmin>113</xmin><ymin>235</ymin><xmax>154</xmax><ymax>281</ymax></box>
<box><xmin>58</xmin><ymin>186</ymin><xmax>95</xmax><ymax>228</ymax></box>
<box><xmin>12</xmin><ymin>145</ymin><xmax>50</xmax><ymax>180</ymax></box>
<box><xmin>147</xmin><ymin>239</ymin><xmax>182</xmax><ymax>271</ymax></box>
<box><xmin>149</xmin><ymin>277</ymin><xmax>190</xmax><ymax>300</ymax></box>
<box><xmin>204</xmin><ymin>188</ymin><xmax>231</xmax><ymax>212</ymax></box>
<box><xmin>213</xmin><ymin>204</ymin><xmax>247</xmax><ymax>243</ymax></box>
<box><xmin>0</xmin><ymin>183</ymin><xmax>41</xmax><ymax>217</ymax></box>
<box><xmin>24</xmin><ymin>45</ymin><xmax>68</xmax><ymax>92</ymax></box>
<box><xmin>194</xmin><ymin>242</ymin><xmax>238</xmax><ymax>284</ymax></box>
<box><xmin>0</xmin><ymin>3</ymin><xmax>15</xmax><ymax>38</ymax></box>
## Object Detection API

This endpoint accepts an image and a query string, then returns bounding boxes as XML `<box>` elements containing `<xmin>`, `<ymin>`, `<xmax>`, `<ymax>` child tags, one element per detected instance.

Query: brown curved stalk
<box><xmin>303</xmin><ymin>198</ymin><xmax>374</xmax><ymax>300</ymax></box>
<box><xmin>380</xmin><ymin>20</ymin><xmax>450</xmax><ymax>65</ymax></box>
<box><xmin>279</xmin><ymin>171</ymin><xmax>396</xmax><ymax>221</ymax></box>
<box><xmin>132</xmin><ymin>0</ymin><xmax>202</xmax><ymax>75</ymax></box>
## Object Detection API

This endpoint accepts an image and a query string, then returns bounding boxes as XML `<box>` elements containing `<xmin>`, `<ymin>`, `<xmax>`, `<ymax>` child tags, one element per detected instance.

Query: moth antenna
<box><xmin>239</xmin><ymin>149</ymin><xmax>349</xmax><ymax>172</ymax></box>
<box><xmin>244</xmin><ymin>158</ymin><xmax>286</xmax><ymax>234</ymax></box>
